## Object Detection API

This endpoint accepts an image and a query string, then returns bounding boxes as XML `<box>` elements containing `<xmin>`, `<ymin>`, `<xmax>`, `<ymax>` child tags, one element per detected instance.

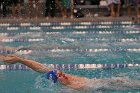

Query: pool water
<box><xmin>0</xmin><ymin>21</ymin><xmax>140</xmax><ymax>93</ymax></box>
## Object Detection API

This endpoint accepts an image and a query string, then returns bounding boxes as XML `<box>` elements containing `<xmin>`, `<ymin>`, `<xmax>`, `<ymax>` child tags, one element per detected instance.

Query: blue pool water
<box><xmin>0</xmin><ymin>21</ymin><xmax>140</xmax><ymax>93</ymax></box>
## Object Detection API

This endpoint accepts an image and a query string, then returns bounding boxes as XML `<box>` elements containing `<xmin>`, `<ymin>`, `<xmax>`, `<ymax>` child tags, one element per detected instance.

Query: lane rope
<box><xmin>0</xmin><ymin>64</ymin><xmax>139</xmax><ymax>70</ymax></box>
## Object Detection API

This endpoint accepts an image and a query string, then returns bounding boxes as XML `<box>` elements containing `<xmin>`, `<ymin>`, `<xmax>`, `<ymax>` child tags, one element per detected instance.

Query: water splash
<box><xmin>34</xmin><ymin>73</ymin><xmax>140</xmax><ymax>93</ymax></box>
<box><xmin>35</xmin><ymin>75</ymin><xmax>84</xmax><ymax>93</ymax></box>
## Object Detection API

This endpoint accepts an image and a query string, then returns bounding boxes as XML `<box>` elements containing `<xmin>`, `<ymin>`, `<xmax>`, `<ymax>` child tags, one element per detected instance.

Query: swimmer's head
<box><xmin>46</xmin><ymin>70</ymin><xmax>58</xmax><ymax>83</ymax></box>
<box><xmin>45</xmin><ymin>70</ymin><xmax>68</xmax><ymax>83</ymax></box>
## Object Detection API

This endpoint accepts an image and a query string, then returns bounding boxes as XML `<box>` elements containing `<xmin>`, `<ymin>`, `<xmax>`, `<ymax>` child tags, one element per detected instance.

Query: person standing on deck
<box><xmin>11</xmin><ymin>0</ymin><xmax>23</xmax><ymax>18</ymax></box>
<box><xmin>28</xmin><ymin>0</ymin><xmax>40</xmax><ymax>18</ymax></box>
<box><xmin>45</xmin><ymin>0</ymin><xmax>56</xmax><ymax>19</ymax></box>
<box><xmin>124</xmin><ymin>0</ymin><xmax>135</xmax><ymax>17</ymax></box>
<box><xmin>57</xmin><ymin>0</ymin><xmax>74</xmax><ymax>18</ymax></box>
<box><xmin>0</xmin><ymin>0</ymin><xmax>9</xmax><ymax>17</ymax></box>
<box><xmin>136</xmin><ymin>0</ymin><xmax>140</xmax><ymax>17</ymax></box>
<box><xmin>106</xmin><ymin>0</ymin><xmax>121</xmax><ymax>17</ymax></box>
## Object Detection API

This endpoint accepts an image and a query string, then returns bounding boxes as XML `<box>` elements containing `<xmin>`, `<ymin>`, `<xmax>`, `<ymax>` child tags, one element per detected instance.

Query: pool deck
<box><xmin>0</xmin><ymin>16</ymin><xmax>138</xmax><ymax>23</ymax></box>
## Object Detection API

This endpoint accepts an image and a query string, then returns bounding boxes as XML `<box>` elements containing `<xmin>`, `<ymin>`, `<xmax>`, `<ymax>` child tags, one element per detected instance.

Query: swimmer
<box><xmin>0</xmin><ymin>55</ymin><xmax>140</xmax><ymax>90</ymax></box>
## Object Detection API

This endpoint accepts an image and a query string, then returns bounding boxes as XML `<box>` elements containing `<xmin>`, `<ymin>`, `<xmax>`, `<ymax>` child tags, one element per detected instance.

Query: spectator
<box><xmin>59</xmin><ymin>0</ymin><xmax>74</xmax><ymax>18</ymax></box>
<box><xmin>106</xmin><ymin>0</ymin><xmax>121</xmax><ymax>17</ymax></box>
<box><xmin>0</xmin><ymin>1</ymin><xmax>2</xmax><ymax>17</ymax></box>
<box><xmin>11</xmin><ymin>0</ymin><xmax>23</xmax><ymax>18</ymax></box>
<box><xmin>45</xmin><ymin>0</ymin><xmax>56</xmax><ymax>19</ymax></box>
<box><xmin>0</xmin><ymin>0</ymin><xmax>9</xmax><ymax>17</ymax></box>
<box><xmin>136</xmin><ymin>0</ymin><xmax>140</xmax><ymax>17</ymax></box>
<box><xmin>124</xmin><ymin>0</ymin><xmax>135</xmax><ymax>17</ymax></box>
<box><xmin>28</xmin><ymin>0</ymin><xmax>40</xmax><ymax>18</ymax></box>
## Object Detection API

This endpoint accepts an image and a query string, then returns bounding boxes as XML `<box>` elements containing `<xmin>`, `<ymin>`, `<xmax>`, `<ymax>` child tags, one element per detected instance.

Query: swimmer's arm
<box><xmin>0</xmin><ymin>55</ymin><xmax>52</xmax><ymax>73</ymax></box>
<box><xmin>19</xmin><ymin>57</ymin><xmax>52</xmax><ymax>73</ymax></box>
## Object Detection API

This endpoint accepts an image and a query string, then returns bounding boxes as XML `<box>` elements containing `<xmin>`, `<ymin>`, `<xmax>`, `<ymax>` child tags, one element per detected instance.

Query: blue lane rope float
<box><xmin>1</xmin><ymin>30</ymin><xmax>139</xmax><ymax>36</ymax></box>
<box><xmin>0</xmin><ymin>37</ymin><xmax>140</xmax><ymax>43</ymax></box>
<box><xmin>0</xmin><ymin>21</ymin><xmax>134</xmax><ymax>27</ymax></box>
<box><xmin>0</xmin><ymin>64</ymin><xmax>139</xmax><ymax>70</ymax></box>
<box><xmin>0</xmin><ymin>48</ymin><xmax>140</xmax><ymax>55</ymax></box>
<box><xmin>0</xmin><ymin>21</ymin><xmax>136</xmax><ymax>30</ymax></box>
<box><xmin>0</xmin><ymin>25</ymin><xmax>135</xmax><ymax>30</ymax></box>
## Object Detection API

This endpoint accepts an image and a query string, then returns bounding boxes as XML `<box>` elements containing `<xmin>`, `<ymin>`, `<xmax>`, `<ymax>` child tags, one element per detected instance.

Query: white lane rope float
<box><xmin>0</xmin><ymin>48</ymin><xmax>140</xmax><ymax>55</ymax></box>
<box><xmin>0</xmin><ymin>64</ymin><xmax>139</xmax><ymax>70</ymax></box>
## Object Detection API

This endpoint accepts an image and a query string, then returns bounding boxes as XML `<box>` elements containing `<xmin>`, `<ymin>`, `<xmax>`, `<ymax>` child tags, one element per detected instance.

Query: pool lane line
<box><xmin>0</xmin><ymin>48</ymin><xmax>140</xmax><ymax>55</ymax></box>
<box><xmin>0</xmin><ymin>64</ymin><xmax>139</xmax><ymax>70</ymax></box>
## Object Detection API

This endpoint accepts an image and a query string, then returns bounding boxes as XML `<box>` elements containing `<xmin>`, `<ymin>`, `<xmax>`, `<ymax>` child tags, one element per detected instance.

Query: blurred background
<box><xmin>0</xmin><ymin>0</ymin><xmax>138</xmax><ymax>19</ymax></box>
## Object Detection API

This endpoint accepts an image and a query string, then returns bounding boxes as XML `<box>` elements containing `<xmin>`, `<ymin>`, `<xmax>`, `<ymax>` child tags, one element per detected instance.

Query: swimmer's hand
<box><xmin>0</xmin><ymin>55</ymin><xmax>21</xmax><ymax>64</ymax></box>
